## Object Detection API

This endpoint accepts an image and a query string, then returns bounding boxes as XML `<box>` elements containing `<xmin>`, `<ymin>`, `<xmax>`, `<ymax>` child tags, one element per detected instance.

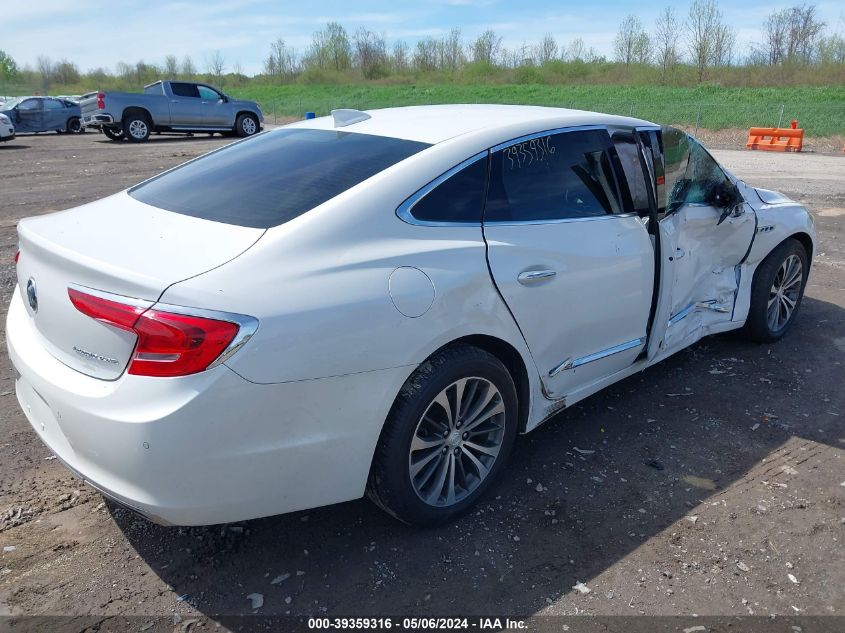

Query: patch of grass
<box><xmin>230</xmin><ymin>84</ymin><xmax>845</xmax><ymax>136</ymax></box>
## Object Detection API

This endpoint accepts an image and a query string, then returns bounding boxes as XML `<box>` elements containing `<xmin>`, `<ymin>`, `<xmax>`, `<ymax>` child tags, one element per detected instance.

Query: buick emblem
<box><xmin>26</xmin><ymin>278</ymin><xmax>38</xmax><ymax>313</ymax></box>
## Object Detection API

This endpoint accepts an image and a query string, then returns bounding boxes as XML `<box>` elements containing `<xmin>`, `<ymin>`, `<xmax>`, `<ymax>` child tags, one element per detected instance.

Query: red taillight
<box><xmin>68</xmin><ymin>288</ymin><xmax>240</xmax><ymax>377</ymax></box>
<box><xmin>97</xmin><ymin>92</ymin><xmax>105</xmax><ymax>109</ymax></box>
<box><xmin>14</xmin><ymin>250</ymin><xmax>19</xmax><ymax>264</ymax></box>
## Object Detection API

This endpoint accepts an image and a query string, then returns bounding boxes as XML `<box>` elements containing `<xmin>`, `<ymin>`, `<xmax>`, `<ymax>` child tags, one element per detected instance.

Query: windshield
<box><xmin>129</xmin><ymin>128</ymin><xmax>430</xmax><ymax>228</ymax></box>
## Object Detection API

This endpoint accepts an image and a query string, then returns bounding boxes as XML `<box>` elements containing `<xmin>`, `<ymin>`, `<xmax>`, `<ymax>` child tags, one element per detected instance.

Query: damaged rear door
<box><xmin>648</xmin><ymin>128</ymin><xmax>756</xmax><ymax>358</ymax></box>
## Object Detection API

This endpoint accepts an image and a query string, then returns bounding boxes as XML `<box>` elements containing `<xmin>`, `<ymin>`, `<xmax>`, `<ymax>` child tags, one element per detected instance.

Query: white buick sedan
<box><xmin>8</xmin><ymin>105</ymin><xmax>815</xmax><ymax>526</ymax></box>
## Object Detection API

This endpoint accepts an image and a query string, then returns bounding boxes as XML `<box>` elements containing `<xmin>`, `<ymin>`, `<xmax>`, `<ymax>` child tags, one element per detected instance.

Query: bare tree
<box><xmin>686</xmin><ymin>0</ymin><xmax>734</xmax><ymax>81</ymax></box>
<box><xmin>536</xmin><ymin>33</ymin><xmax>558</xmax><ymax>64</ymax></box>
<box><xmin>354</xmin><ymin>28</ymin><xmax>388</xmax><ymax>79</ymax></box>
<box><xmin>180</xmin><ymin>55</ymin><xmax>196</xmax><ymax>79</ymax></box>
<box><xmin>438</xmin><ymin>28</ymin><xmax>464</xmax><ymax>71</ymax></box>
<box><xmin>36</xmin><ymin>55</ymin><xmax>53</xmax><ymax>91</ymax></box>
<box><xmin>413</xmin><ymin>37</ymin><xmax>438</xmax><ymax>71</ymax></box>
<box><xmin>264</xmin><ymin>38</ymin><xmax>297</xmax><ymax>81</ymax></box>
<box><xmin>53</xmin><ymin>59</ymin><xmax>80</xmax><ymax>84</ymax></box>
<box><xmin>207</xmin><ymin>50</ymin><xmax>225</xmax><ymax>79</ymax></box>
<box><xmin>654</xmin><ymin>7</ymin><xmax>681</xmax><ymax>80</ymax></box>
<box><xmin>614</xmin><ymin>15</ymin><xmax>651</xmax><ymax>65</ymax></box>
<box><xmin>470</xmin><ymin>30</ymin><xmax>502</xmax><ymax>65</ymax></box>
<box><xmin>764</xmin><ymin>4</ymin><xmax>827</xmax><ymax>64</ymax></box>
<box><xmin>391</xmin><ymin>40</ymin><xmax>410</xmax><ymax>73</ymax></box>
<box><xmin>163</xmin><ymin>55</ymin><xmax>179</xmax><ymax>78</ymax></box>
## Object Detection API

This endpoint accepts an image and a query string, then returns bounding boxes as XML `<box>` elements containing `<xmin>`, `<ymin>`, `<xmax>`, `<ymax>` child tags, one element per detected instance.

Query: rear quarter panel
<box><xmin>157</xmin><ymin>138</ymin><xmax>539</xmax><ymax>388</ymax></box>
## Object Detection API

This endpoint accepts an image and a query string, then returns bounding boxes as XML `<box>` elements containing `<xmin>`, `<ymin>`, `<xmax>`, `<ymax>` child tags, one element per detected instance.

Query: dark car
<box><xmin>0</xmin><ymin>97</ymin><xmax>84</xmax><ymax>134</ymax></box>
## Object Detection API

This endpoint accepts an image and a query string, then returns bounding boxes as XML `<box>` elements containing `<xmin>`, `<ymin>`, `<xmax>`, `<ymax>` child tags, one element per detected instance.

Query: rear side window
<box><xmin>129</xmin><ymin>129</ymin><xmax>430</xmax><ymax>228</ymax></box>
<box><xmin>170</xmin><ymin>83</ymin><xmax>200</xmax><ymax>98</ymax></box>
<box><xmin>485</xmin><ymin>129</ymin><xmax>621</xmax><ymax>223</ymax></box>
<box><xmin>405</xmin><ymin>156</ymin><xmax>488</xmax><ymax>224</ymax></box>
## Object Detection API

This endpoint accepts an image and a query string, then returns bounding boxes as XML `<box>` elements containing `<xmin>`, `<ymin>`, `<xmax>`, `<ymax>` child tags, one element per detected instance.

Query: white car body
<box><xmin>7</xmin><ymin>105</ymin><xmax>815</xmax><ymax>525</ymax></box>
<box><xmin>0</xmin><ymin>112</ymin><xmax>14</xmax><ymax>141</ymax></box>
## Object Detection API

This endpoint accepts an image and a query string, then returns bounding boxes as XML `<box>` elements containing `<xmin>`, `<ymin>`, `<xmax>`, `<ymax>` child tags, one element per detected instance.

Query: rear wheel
<box><xmin>745</xmin><ymin>238</ymin><xmax>809</xmax><ymax>343</ymax></box>
<box><xmin>123</xmin><ymin>114</ymin><xmax>151</xmax><ymax>143</ymax></box>
<box><xmin>367</xmin><ymin>345</ymin><xmax>518</xmax><ymax>526</ymax></box>
<box><xmin>235</xmin><ymin>113</ymin><xmax>258</xmax><ymax>137</ymax></box>
<box><xmin>102</xmin><ymin>127</ymin><xmax>124</xmax><ymax>141</ymax></box>
<box><xmin>66</xmin><ymin>117</ymin><xmax>82</xmax><ymax>134</ymax></box>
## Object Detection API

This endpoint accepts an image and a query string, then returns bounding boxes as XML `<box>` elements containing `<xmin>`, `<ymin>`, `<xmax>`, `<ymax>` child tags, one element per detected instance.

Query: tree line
<box><xmin>1</xmin><ymin>1</ymin><xmax>843</xmax><ymax>92</ymax></box>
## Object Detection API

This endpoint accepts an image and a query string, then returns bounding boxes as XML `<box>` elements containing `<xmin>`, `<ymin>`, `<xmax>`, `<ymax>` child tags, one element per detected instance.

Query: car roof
<box><xmin>285</xmin><ymin>104</ymin><xmax>654</xmax><ymax>145</ymax></box>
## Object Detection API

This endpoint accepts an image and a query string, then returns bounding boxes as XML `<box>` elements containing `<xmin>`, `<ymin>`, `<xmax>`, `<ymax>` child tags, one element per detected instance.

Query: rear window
<box><xmin>129</xmin><ymin>129</ymin><xmax>430</xmax><ymax>228</ymax></box>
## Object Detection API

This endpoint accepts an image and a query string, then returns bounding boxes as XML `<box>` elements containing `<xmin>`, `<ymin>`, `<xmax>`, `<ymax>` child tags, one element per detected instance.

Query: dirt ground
<box><xmin>0</xmin><ymin>131</ymin><xmax>843</xmax><ymax>630</ymax></box>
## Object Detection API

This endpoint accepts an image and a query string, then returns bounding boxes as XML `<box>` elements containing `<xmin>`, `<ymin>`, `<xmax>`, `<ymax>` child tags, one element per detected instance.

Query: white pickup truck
<box><xmin>80</xmin><ymin>80</ymin><xmax>264</xmax><ymax>142</ymax></box>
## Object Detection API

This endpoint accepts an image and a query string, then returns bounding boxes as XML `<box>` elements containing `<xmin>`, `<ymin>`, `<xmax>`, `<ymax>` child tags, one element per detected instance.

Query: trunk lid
<box><xmin>16</xmin><ymin>192</ymin><xmax>264</xmax><ymax>380</ymax></box>
<box><xmin>78</xmin><ymin>92</ymin><xmax>101</xmax><ymax>119</ymax></box>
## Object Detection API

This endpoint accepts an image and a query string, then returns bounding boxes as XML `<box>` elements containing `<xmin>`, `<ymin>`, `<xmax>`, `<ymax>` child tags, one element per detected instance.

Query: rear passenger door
<box><xmin>483</xmin><ymin>127</ymin><xmax>655</xmax><ymax>400</ymax></box>
<box><xmin>43</xmin><ymin>98</ymin><xmax>67</xmax><ymax>131</ymax></box>
<box><xmin>167</xmin><ymin>82</ymin><xmax>202</xmax><ymax>127</ymax></box>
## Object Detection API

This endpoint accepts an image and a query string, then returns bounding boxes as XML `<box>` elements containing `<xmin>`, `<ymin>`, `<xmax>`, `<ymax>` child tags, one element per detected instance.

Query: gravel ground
<box><xmin>0</xmin><ymin>132</ymin><xmax>843</xmax><ymax>629</ymax></box>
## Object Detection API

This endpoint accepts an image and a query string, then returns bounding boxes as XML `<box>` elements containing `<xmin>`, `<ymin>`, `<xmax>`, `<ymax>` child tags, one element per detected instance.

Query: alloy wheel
<box><xmin>408</xmin><ymin>377</ymin><xmax>505</xmax><ymax>507</ymax></box>
<box><xmin>128</xmin><ymin>120</ymin><xmax>148</xmax><ymax>139</ymax></box>
<box><xmin>767</xmin><ymin>253</ymin><xmax>802</xmax><ymax>332</ymax></box>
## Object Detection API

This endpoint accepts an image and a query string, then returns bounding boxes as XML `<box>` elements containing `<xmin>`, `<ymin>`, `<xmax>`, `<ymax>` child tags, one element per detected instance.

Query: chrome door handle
<box><xmin>674</xmin><ymin>248</ymin><xmax>685</xmax><ymax>259</ymax></box>
<box><xmin>518</xmin><ymin>269</ymin><xmax>556</xmax><ymax>285</ymax></box>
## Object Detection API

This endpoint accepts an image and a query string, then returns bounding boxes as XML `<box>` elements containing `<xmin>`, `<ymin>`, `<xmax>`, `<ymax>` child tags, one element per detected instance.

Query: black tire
<box><xmin>745</xmin><ymin>238</ymin><xmax>809</xmax><ymax>343</ymax></box>
<box><xmin>66</xmin><ymin>117</ymin><xmax>82</xmax><ymax>134</ymax></box>
<box><xmin>123</xmin><ymin>113</ymin><xmax>151</xmax><ymax>143</ymax></box>
<box><xmin>102</xmin><ymin>127</ymin><xmax>125</xmax><ymax>141</ymax></box>
<box><xmin>234</xmin><ymin>113</ymin><xmax>259</xmax><ymax>137</ymax></box>
<box><xmin>367</xmin><ymin>344</ymin><xmax>518</xmax><ymax>526</ymax></box>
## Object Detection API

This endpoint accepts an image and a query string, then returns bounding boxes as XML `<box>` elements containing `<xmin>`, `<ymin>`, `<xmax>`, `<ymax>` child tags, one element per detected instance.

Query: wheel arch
<box><xmin>235</xmin><ymin>110</ymin><xmax>259</xmax><ymax>123</ymax></box>
<box><xmin>789</xmin><ymin>231</ymin><xmax>814</xmax><ymax>261</ymax></box>
<box><xmin>413</xmin><ymin>334</ymin><xmax>532</xmax><ymax>434</ymax></box>
<box><xmin>122</xmin><ymin>106</ymin><xmax>153</xmax><ymax>124</ymax></box>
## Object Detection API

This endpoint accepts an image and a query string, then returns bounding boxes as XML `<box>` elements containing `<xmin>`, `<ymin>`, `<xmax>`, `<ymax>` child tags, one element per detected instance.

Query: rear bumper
<box><xmin>6</xmin><ymin>290</ymin><xmax>408</xmax><ymax>525</ymax></box>
<box><xmin>0</xmin><ymin>125</ymin><xmax>14</xmax><ymax>141</ymax></box>
<box><xmin>82</xmin><ymin>113</ymin><xmax>115</xmax><ymax>128</ymax></box>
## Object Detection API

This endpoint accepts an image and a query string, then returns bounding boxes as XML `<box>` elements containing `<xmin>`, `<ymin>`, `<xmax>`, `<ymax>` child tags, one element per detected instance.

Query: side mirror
<box><xmin>221</xmin><ymin>95</ymin><xmax>229</xmax><ymax>103</ymax></box>
<box><xmin>709</xmin><ymin>182</ymin><xmax>744</xmax><ymax>225</ymax></box>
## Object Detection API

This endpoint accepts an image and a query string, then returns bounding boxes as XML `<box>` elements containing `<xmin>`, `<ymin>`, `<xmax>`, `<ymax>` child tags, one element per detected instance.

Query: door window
<box><xmin>485</xmin><ymin>129</ymin><xmax>622</xmax><ymax>223</ymax></box>
<box><xmin>198</xmin><ymin>86</ymin><xmax>221</xmax><ymax>100</ymax></box>
<box><xmin>612</xmin><ymin>133</ymin><xmax>651</xmax><ymax>217</ymax></box>
<box><xmin>44</xmin><ymin>99</ymin><xmax>64</xmax><ymax>110</ymax></box>
<box><xmin>663</xmin><ymin>128</ymin><xmax>732</xmax><ymax>213</ymax></box>
<box><xmin>403</xmin><ymin>156</ymin><xmax>487</xmax><ymax>224</ymax></box>
<box><xmin>170</xmin><ymin>83</ymin><xmax>201</xmax><ymax>98</ymax></box>
<box><xmin>17</xmin><ymin>99</ymin><xmax>40</xmax><ymax>111</ymax></box>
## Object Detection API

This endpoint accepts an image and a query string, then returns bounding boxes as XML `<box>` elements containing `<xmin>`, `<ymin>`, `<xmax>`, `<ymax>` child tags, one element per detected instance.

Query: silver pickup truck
<box><xmin>80</xmin><ymin>80</ymin><xmax>264</xmax><ymax>142</ymax></box>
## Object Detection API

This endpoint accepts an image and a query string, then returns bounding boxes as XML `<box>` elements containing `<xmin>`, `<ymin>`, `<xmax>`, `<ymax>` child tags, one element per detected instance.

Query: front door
<box><xmin>483</xmin><ymin>127</ymin><xmax>655</xmax><ymax>400</ymax></box>
<box><xmin>13</xmin><ymin>98</ymin><xmax>43</xmax><ymax>132</ymax></box>
<box><xmin>648</xmin><ymin>128</ymin><xmax>756</xmax><ymax>357</ymax></box>
<box><xmin>198</xmin><ymin>85</ymin><xmax>230</xmax><ymax>127</ymax></box>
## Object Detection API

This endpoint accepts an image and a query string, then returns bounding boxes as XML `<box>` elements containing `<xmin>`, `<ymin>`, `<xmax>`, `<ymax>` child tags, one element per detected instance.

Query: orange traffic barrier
<box><xmin>746</xmin><ymin>124</ymin><xmax>804</xmax><ymax>152</ymax></box>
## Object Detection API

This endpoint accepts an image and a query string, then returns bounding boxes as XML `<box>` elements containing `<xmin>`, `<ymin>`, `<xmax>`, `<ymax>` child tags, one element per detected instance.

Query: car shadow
<box><xmin>92</xmin><ymin>134</ymin><xmax>232</xmax><ymax>145</ymax></box>
<box><xmin>113</xmin><ymin>295</ymin><xmax>844</xmax><ymax>618</ymax></box>
<box><xmin>0</xmin><ymin>144</ymin><xmax>29</xmax><ymax>150</ymax></box>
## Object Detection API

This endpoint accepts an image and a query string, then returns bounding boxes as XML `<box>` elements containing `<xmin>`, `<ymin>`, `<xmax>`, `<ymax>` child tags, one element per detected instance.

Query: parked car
<box><xmin>80</xmin><ymin>80</ymin><xmax>263</xmax><ymax>142</ymax></box>
<box><xmin>0</xmin><ymin>97</ymin><xmax>83</xmax><ymax>134</ymax></box>
<box><xmin>0</xmin><ymin>112</ymin><xmax>14</xmax><ymax>142</ymax></box>
<box><xmin>8</xmin><ymin>106</ymin><xmax>814</xmax><ymax>527</ymax></box>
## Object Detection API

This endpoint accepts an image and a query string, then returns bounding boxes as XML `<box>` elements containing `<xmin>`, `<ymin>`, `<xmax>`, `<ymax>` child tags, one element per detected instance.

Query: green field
<box><xmin>229</xmin><ymin>84</ymin><xmax>845</xmax><ymax>136</ymax></box>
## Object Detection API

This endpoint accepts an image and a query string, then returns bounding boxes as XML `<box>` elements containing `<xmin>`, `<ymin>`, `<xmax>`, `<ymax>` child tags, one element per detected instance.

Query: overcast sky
<box><xmin>5</xmin><ymin>0</ymin><xmax>844</xmax><ymax>74</ymax></box>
